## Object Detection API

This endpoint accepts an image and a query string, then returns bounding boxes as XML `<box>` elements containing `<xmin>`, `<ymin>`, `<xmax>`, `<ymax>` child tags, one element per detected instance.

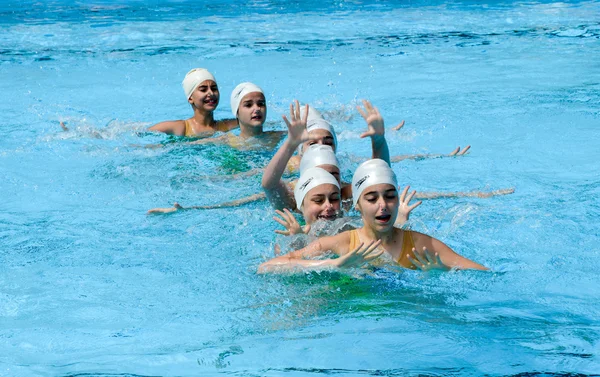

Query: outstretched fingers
<box><xmin>458</xmin><ymin>145</ymin><xmax>471</xmax><ymax>155</ymax></box>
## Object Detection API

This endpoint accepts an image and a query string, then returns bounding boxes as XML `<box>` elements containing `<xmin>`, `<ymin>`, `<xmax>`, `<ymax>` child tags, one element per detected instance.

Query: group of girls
<box><xmin>147</xmin><ymin>67</ymin><xmax>510</xmax><ymax>273</ymax></box>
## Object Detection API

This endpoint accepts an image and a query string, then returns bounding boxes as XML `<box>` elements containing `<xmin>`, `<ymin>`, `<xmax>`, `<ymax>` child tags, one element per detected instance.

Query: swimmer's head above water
<box><xmin>299</xmin><ymin>144</ymin><xmax>340</xmax><ymax>184</ymax></box>
<box><xmin>352</xmin><ymin>159</ymin><xmax>399</xmax><ymax>230</ymax></box>
<box><xmin>230</xmin><ymin>82</ymin><xmax>266</xmax><ymax>128</ymax></box>
<box><xmin>182</xmin><ymin>68</ymin><xmax>219</xmax><ymax>111</ymax></box>
<box><xmin>293</xmin><ymin>105</ymin><xmax>337</xmax><ymax>154</ymax></box>
<box><xmin>294</xmin><ymin>167</ymin><xmax>341</xmax><ymax>224</ymax></box>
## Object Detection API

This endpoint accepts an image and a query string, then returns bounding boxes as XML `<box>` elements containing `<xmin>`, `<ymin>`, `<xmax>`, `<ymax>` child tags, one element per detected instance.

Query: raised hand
<box><xmin>392</xmin><ymin>120</ymin><xmax>405</xmax><ymax>131</ymax></box>
<box><xmin>449</xmin><ymin>145</ymin><xmax>471</xmax><ymax>156</ymax></box>
<box><xmin>407</xmin><ymin>247</ymin><xmax>451</xmax><ymax>271</ymax></box>
<box><xmin>273</xmin><ymin>208</ymin><xmax>310</xmax><ymax>236</ymax></box>
<box><xmin>356</xmin><ymin>100</ymin><xmax>385</xmax><ymax>139</ymax></box>
<box><xmin>334</xmin><ymin>239</ymin><xmax>384</xmax><ymax>268</ymax></box>
<box><xmin>396</xmin><ymin>185</ymin><xmax>422</xmax><ymax>226</ymax></box>
<box><xmin>282</xmin><ymin>100</ymin><xmax>311</xmax><ymax>146</ymax></box>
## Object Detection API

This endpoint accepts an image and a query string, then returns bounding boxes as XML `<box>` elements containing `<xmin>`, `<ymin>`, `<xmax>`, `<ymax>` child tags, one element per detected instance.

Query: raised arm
<box><xmin>261</xmin><ymin>101</ymin><xmax>311</xmax><ymax>211</ymax></box>
<box><xmin>356</xmin><ymin>100</ymin><xmax>390</xmax><ymax>165</ymax></box>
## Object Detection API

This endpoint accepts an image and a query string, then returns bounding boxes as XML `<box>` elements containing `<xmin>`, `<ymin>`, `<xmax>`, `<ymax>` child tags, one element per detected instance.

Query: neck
<box><xmin>361</xmin><ymin>223</ymin><xmax>394</xmax><ymax>244</ymax></box>
<box><xmin>239</xmin><ymin>123</ymin><xmax>264</xmax><ymax>138</ymax></box>
<box><xmin>192</xmin><ymin>108</ymin><xmax>216</xmax><ymax>128</ymax></box>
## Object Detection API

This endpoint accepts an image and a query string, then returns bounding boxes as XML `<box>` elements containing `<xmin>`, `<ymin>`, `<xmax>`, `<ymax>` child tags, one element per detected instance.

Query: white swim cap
<box><xmin>182</xmin><ymin>68</ymin><xmax>216</xmax><ymax>100</ymax></box>
<box><xmin>299</xmin><ymin>118</ymin><xmax>338</xmax><ymax>153</ymax></box>
<box><xmin>306</xmin><ymin>105</ymin><xmax>323</xmax><ymax>123</ymax></box>
<box><xmin>351</xmin><ymin>159</ymin><xmax>398</xmax><ymax>207</ymax></box>
<box><xmin>299</xmin><ymin>144</ymin><xmax>339</xmax><ymax>174</ymax></box>
<box><xmin>294</xmin><ymin>167</ymin><xmax>340</xmax><ymax>211</ymax></box>
<box><xmin>230</xmin><ymin>82</ymin><xmax>264</xmax><ymax>117</ymax></box>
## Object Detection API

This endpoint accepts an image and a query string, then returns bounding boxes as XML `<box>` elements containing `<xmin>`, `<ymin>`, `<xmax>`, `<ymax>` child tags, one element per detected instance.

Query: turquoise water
<box><xmin>1</xmin><ymin>1</ymin><xmax>599</xmax><ymax>376</ymax></box>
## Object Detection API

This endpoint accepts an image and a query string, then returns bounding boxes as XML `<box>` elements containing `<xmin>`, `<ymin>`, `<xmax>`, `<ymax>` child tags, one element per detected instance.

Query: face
<box><xmin>237</xmin><ymin>92</ymin><xmax>266</xmax><ymax>127</ymax></box>
<box><xmin>301</xmin><ymin>129</ymin><xmax>336</xmax><ymax>153</ymax></box>
<box><xmin>317</xmin><ymin>164</ymin><xmax>341</xmax><ymax>186</ymax></box>
<box><xmin>301</xmin><ymin>184</ymin><xmax>341</xmax><ymax>224</ymax></box>
<box><xmin>188</xmin><ymin>80</ymin><xmax>219</xmax><ymax>111</ymax></box>
<box><xmin>357</xmin><ymin>183</ymin><xmax>399</xmax><ymax>232</ymax></box>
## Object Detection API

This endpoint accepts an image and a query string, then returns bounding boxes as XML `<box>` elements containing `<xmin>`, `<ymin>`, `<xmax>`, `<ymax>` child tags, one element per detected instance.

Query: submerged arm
<box><xmin>148</xmin><ymin>120</ymin><xmax>186</xmax><ymax>136</ymax></box>
<box><xmin>414</xmin><ymin>187</ymin><xmax>514</xmax><ymax>200</ymax></box>
<box><xmin>409</xmin><ymin>232</ymin><xmax>489</xmax><ymax>271</ymax></box>
<box><xmin>258</xmin><ymin>233</ymin><xmax>383</xmax><ymax>274</ymax></box>
<box><xmin>147</xmin><ymin>193</ymin><xmax>266</xmax><ymax>214</ymax></box>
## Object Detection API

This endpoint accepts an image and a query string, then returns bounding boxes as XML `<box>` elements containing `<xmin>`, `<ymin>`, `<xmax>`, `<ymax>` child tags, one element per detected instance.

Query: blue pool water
<box><xmin>1</xmin><ymin>1</ymin><xmax>600</xmax><ymax>376</ymax></box>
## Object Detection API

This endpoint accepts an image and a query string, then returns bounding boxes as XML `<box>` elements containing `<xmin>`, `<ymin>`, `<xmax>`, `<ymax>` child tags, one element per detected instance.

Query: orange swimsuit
<box><xmin>348</xmin><ymin>229</ymin><xmax>418</xmax><ymax>269</ymax></box>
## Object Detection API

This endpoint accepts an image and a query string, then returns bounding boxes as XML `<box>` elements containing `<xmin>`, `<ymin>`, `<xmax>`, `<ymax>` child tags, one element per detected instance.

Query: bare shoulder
<box><xmin>215</xmin><ymin>118</ymin><xmax>239</xmax><ymax>132</ymax></box>
<box><xmin>148</xmin><ymin>120</ymin><xmax>186</xmax><ymax>136</ymax></box>
<box><xmin>320</xmin><ymin>231</ymin><xmax>352</xmax><ymax>255</ymax></box>
<box><xmin>408</xmin><ymin>230</ymin><xmax>452</xmax><ymax>252</ymax></box>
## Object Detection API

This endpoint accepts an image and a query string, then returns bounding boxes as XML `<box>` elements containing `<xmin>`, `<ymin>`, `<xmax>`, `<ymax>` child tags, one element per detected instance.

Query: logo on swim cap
<box><xmin>299</xmin><ymin>177</ymin><xmax>314</xmax><ymax>191</ymax></box>
<box><xmin>355</xmin><ymin>175</ymin><xmax>370</xmax><ymax>189</ymax></box>
<box><xmin>234</xmin><ymin>88</ymin><xmax>244</xmax><ymax>100</ymax></box>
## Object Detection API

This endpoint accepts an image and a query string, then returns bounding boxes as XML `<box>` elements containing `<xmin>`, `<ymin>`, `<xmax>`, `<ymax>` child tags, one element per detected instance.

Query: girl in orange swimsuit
<box><xmin>258</xmin><ymin>159</ymin><xmax>489</xmax><ymax>273</ymax></box>
<box><xmin>148</xmin><ymin>68</ymin><xmax>238</xmax><ymax>137</ymax></box>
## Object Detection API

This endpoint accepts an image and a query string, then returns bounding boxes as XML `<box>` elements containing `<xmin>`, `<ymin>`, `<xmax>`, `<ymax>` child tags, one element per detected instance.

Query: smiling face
<box><xmin>301</xmin><ymin>129</ymin><xmax>336</xmax><ymax>153</ymax></box>
<box><xmin>356</xmin><ymin>183</ymin><xmax>399</xmax><ymax>232</ymax></box>
<box><xmin>301</xmin><ymin>183</ymin><xmax>341</xmax><ymax>224</ymax></box>
<box><xmin>188</xmin><ymin>80</ymin><xmax>219</xmax><ymax>111</ymax></box>
<box><xmin>237</xmin><ymin>92</ymin><xmax>266</xmax><ymax>127</ymax></box>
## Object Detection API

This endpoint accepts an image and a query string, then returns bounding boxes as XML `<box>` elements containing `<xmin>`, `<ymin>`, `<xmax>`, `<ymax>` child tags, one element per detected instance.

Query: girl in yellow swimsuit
<box><xmin>148</xmin><ymin>68</ymin><xmax>238</xmax><ymax>137</ymax></box>
<box><xmin>258</xmin><ymin>158</ymin><xmax>489</xmax><ymax>273</ymax></box>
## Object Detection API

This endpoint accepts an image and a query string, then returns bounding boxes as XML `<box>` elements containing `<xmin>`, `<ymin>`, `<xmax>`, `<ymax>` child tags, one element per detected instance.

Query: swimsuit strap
<box><xmin>398</xmin><ymin>230</ymin><xmax>418</xmax><ymax>269</ymax></box>
<box><xmin>184</xmin><ymin>119</ymin><xmax>193</xmax><ymax>137</ymax></box>
<box><xmin>348</xmin><ymin>229</ymin><xmax>360</xmax><ymax>252</ymax></box>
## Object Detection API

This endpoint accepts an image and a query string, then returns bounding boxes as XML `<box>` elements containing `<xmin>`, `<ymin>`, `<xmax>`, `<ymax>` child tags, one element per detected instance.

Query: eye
<box><xmin>312</xmin><ymin>198</ymin><xmax>324</xmax><ymax>204</ymax></box>
<box><xmin>258</xmin><ymin>101</ymin><xmax>266</xmax><ymax>107</ymax></box>
<box><xmin>211</xmin><ymin>85</ymin><xmax>219</xmax><ymax>92</ymax></box>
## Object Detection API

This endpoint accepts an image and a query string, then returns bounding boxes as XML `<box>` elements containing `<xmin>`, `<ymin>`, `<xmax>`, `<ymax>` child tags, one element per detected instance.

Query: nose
<box><xmin>324</xmin><ymin>199</ymin><xmax>334</xmax><ymax>209</ymax></box>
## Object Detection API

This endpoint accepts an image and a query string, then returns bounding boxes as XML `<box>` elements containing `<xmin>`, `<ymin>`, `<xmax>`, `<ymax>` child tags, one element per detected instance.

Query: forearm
<box><xmin>264</xmin><ymin>182</ymin><xmax>296</xmax><ymax>211</ymax></box>
<box><xmin>371</xmin><ymin>135</ymin><xmax>390</xmax><ymax>164</ymax></box>
<box><xmin>257</xmin><ymin>256</ymin><xmax>336</xmax><ymax>274</ymax></box>
<box><xmin>261</xmin><ymin>139</ymin><xmax>300</xmax><ymax>189</ymax></box>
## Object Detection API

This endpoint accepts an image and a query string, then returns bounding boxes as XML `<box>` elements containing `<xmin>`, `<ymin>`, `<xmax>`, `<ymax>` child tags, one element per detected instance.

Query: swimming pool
<box><xmin>1</xmin><ymin>0</ymin><xmax>599</xmax><ymax>375</ymax></box>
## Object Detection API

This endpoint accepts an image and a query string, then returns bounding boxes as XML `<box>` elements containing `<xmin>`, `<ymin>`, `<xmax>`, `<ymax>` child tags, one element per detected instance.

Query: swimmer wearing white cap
<box><xmin>183</xmin><ymin>82</ymin><xmax>286</xmax><ymax>151</ymax></box>
<box><xmin>148</xmin><ymin>68</ymin><xmax>238</xmax><ymax>138</ymax></box>
<box><xmin>261</xmin><ymin>100</ymin><xmax>391</xmax><ymax>209</ymax></box>
<box><xmin>258</xmin><ymin>158</ymin><xmax>489</xmax><ymax>273</ymax></box>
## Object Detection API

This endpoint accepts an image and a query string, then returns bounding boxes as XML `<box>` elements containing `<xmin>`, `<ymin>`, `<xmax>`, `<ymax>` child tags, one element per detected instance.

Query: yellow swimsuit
<box><xmin>348</xmin><ymin>229</ymin><xmax>418</xmax><ymax>269</ymax></box>
<box><xmin>184</xmin><ymin>120</ymin><xmax>195</xmax><ymax>137</ymax></box>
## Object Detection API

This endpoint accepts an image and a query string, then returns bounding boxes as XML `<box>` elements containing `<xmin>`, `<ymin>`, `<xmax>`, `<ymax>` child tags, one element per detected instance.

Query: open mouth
<box><xmin>317</xmin><ymin>213</ymin><xmax>337</xmax><ymax>221</ymax></box>
<box><xmin>251</xmin><ymin>114</ymin><xmax>263</xmax><ymax>121</ymax></box>
<box><xmin>375</xmin><ymin>214</ymin><xmax>391</xmax><ymax>223</ymax></box>
<box><xmin>204</xmin><ymin>98</ymin><xmax>217</xmax><ymax>106</ymax></box>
